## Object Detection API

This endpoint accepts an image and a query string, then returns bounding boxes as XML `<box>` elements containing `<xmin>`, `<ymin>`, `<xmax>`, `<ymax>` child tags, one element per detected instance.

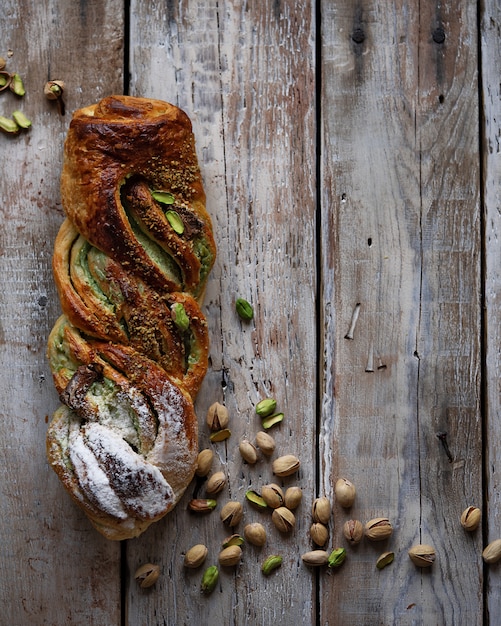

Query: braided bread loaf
<box><xmin>46</xmin><ymin>96</ymin><xmax>216</xmax><ymax>540</ymax></box>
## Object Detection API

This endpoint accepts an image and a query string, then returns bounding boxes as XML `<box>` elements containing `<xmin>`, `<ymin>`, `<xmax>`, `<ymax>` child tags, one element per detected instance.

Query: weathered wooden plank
<box><xmin>127</xmin><ymin>1</ymin><xmax>317</xmax><ymax>624</ymax></box>
<box><xmin>0</xmin><ymin>1</ymin><xmax>124</xmax><ymax>624</ymax></box>
<box><xmin>320</xmin><ymin>1</ymin><xmax>482</xmax><ymax>624</ymax></box>
<box><xmin>482</xmin><ymin>0</ymin><xmax>501</xmax><ymax>620</ymax></box>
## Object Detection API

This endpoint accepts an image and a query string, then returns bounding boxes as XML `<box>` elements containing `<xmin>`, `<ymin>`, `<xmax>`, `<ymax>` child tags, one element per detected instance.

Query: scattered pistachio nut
<box><xmin>220</xmin><ymin>501</ymin><xmax>243</xmax><ymax>526</ymax></box>
<box><xmin>482</xmin><ymin>539</ymin><xmax>501</xmax><ymax>564</ymax></box>
<box><xmin>244</xmin><ymin>522</ymin><xmax>267</xmax><ymax>547</ymax></box>
<box><xmin>44</xmin><ymin>79</ymin><xmax>65</xmax><ymax>100</ymax></box>
<box><xmin>376</xmin><ymin>551</ymin><xmax>395</xmax><ymax>570</ymax></box>
<box><xmin>284</xmin><ymin>486</ymin><xmax>303</xmax><ymax>510</ymax></box>
<box><xmin>364</xmin><ymin>517</ymin><xmax>393</xmax><ymax>541</ymax></box>
<box><xmin>206</xmin><ymin>471</ymin><xmax>226</xmax><ymax>496</ymax></box>
<box><xmin>245</xmin><ymin>490</ymin><xmax>268</xmax><ymax>509</ymax></box>
<box><xmin>239</xmin><ymin>439</ymin><xmax>258</xmax><ymax>464</ymax></box>
<box><xmin>222</xmin><ymin>534</ymin><xmax>245</xmax><ymax>548</ymax></box>
<box><xmin>255</xmin><ymin>397</ymin><xmax>277</xmax><ymax>417</ymax></box>
<box><xmin>343</xmin><ymin>519</ymin><xmax>364</xmax><ymax>545</ymax></box>
<box><xmin>0</xmin><ymin>57</ymin><xmax>6</xmax><ymax>70</ymax></box>
<box><xmin>218</xmin><ymin>545</ymin><xmax>242</xmax><ymax>567</ymax></box>
<box><xmin>201</xmin><ymin>565</ymin><xmax>219</xmax><ymax>594</ymax></box>
<box><xmin>209</xmin><ymin>428</ymin><xmax>231</xmax><ymax>442</ymax></box>
<box><xmin>0</xmin><ymin>115</ymin><xmax>19</xmax><ymax>134</ymax></box>
<box><xmin>272</xmin><ymin>454</ymin><xmax>300</xmax><ymax>477</ymax></box>
<box><xmin>12</xmin><ymin>111</ymin><xmax>31</xmax><ymax>129</ymax></box>
<box><xmin>236</xmin><ymin>297</ymin><xmax>254</xmax><ymax>321</ymax></box>
<box><xmin>195</xmin><ymin>448</ymin><xmax>214</xmax><ymax>477</ymax></box>
<box><xmin>255</xmin><ymin>431</ymin><xmax>276</xmax><ymax>456</ymax></box>
<box><xmin>134</xmin><ymin>563</ymin><xmax>160</xmax><ymax>588</ymax></box>
<box><xmin>261</xmin><ymin>554</ymin><xmax>283</xmax><ymax>576</ymax></box>
<box><xmin>408</xmin><ymin>544</ymin><xmax>436</xmax><ymax>567</ymax></box>
<box><xmin>0</xmin><ymin>70</ymin><xmax>11</xmax><ymax>91</ymax></box>
<box><xmin>184</xmin><ymin>544</ymin><xmax>209</xmax><ymax>569</ymax></box>
<box><xmin>206</xmin><ymin>402</ymin><xmax>229</xmax><ymax>431</ymax></box>
<box><xmin>310</xmin><ymin>522</ymin><xmax>329</xmax><ymax>547</ymax></box>
<box><xmin>262</xmin><ymin>412</ymin><xmax>284</xmax><ymax>430</ymax></box>
<box><xmin>312</xmin><ymin>497</ymin><xmax>331</xmax><ymax>524</ymax></box>
<box><xmin>328</xmin><ymin>547</ymin><xmax>347</xmax><ymax>568</ymax></box>
<box><xmin>10</xmin><ymin>73</ymin><xmax>25</xmax><ymax>96</ymax></box>
<box><xmin>261</xmin><ymin>483</ymin><xmax>285</xmax><ymax>509</ymax></box>
<box><xmin>171</xmin><ymin>302</ymin><xmax>189</xmax><ymax>331</ymax></box>
<box><xmin>272</xmin><ymin>506</ymin><xmax>296</xmax><ymax>533</ymax></box>
<box><xmin>460</xmin><ymin>506</ymin><xmax>481</xmax><ymax>532</ymax></box>
<box><xmin>334</xmin><ymin>478</ymin><xmax>356</xmax><ymax>508</ymax></box>
<box><xmin>188</xmin><ymin>498</ymin><xmax>217</xmax><ymax>513</ymax></box>
<box><xmin>301</xmin><ymin>550</ymin><xmax>329</xmax><ymax>566</ymax></box>
<box><xmin>165</xmin><ymin>211</ymin><xmax>184</xmax><ymax>234</ymax></box>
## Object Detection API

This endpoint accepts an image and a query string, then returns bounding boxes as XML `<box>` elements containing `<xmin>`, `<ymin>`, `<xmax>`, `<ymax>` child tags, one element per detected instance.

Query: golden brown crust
<box><xmin>47</xmin><ymin>96</ymin><xmax>215</xmax><ymax>540</ymax></box>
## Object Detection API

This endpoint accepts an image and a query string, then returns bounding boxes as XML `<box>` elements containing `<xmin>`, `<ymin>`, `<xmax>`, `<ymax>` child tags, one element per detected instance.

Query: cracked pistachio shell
<box><xmin>310</xmin><ymin>522</ymin><xmax>329</xmax><ymax>547</ymax></box>
<box><xmin>205</xmin><ymin>471</ymin><xmax>226</xmax><ymax>495</ymax></box>
<box><xmin>409</xmin><ymin>544</ymin><xmax>436</xmax><ymax>567</ymax></box>
<box><xmin>460</xmin><ymin>506</ymin><xmax>481</xmax><ymax>532</ymax></box>
<box><xmin>218</xmin><ymin>545</ymin><xmax>242</xmax><ymax>567</ymax></box>
<box><xmin>334</xmin><ymin>478</ymin><xmax>356</xmax><ymax>508</ymax></box>
<box><xmin>364</xmin><ymin>517</ymin><xmax>393</xmax><ymax>541</ymax></box>
<box><xmin>184</xmin><ymin>544</ymin><xmax>208</xmax><ymax>569</ymax></box>
<box><xmin>284</xmin><ymin>486</ymin><xmax>303</xmax><ymax>510</ymax></box>
<box><xmin>272</xmin><ymin>506</ymin><xmax>296</xmax><ymax>533</ymax></box>
<box><xmin>312</xmin><ymin>497</ymin><xmax>331</xmax><ymax>524</ymax></box>
<box><xmin>301</xmin><ymin>550</ymin><xmax>329</xmax><ymax>566</ymax></box>
<box><xmin>261</xmin><ymin>483</ymin><xmax>284</xmax><ymax>509</ymax></box>
<box><xmin>195</xmin><ymin>449</ymin><xmax>214</xmax><ymax>477</ymax></box>
<box><xmin>220</xmin><ymin>501</ymin><xmax>243</xmax><ymax>526</ymax></box>
<box><xmin>343</xmin><ymin>519</ymin><xmax>364</xmax><ymax>545</ymax></box>
<box><xmin>255</xmin><ymin>431</ymin><xmax>276</xmax><ymax>455</ymax></box>
<box><xmin>239</xmin><ymin>439</ymin><xmax>258</xmax><ymax>464</ymax></box>
<box><xmin>483</xmin><ymin>539</ymin><xmax>501</xmax><ymax>564</ymax></box>
<box><xmin>134</xmin><ymin>563</ymin><xmax>160</xmax><ymax>588</ymax></box>
<box><xmin>206</xmin><ymin>402</ymin><xmax>229</xmax><ymax>430</ymax></box>
<box><xmin>272</xmin><ymin>454</ymin><xmax>300</xmax><ymax>477</ymax></box>
<box><xmin>244</xmin><ymin>522</ymin><xmax>267</xmax><ymax>547</ymax></box>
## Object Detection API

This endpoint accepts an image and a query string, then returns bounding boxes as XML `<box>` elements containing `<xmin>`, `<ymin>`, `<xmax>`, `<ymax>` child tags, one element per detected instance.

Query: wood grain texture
<box><xmin>319</xmin><ymin>1</ymin><xmax>482</xmax><ymax>624</ymax></box>
<box><xmin>127</xmin><ymin>1</ymin><xmax>317</xmax><ymax>624</ymax></box>
<box><xmin>0</xmin><ymin>1</ymin><xmax>124</xmax><ymax>624</ymax></box>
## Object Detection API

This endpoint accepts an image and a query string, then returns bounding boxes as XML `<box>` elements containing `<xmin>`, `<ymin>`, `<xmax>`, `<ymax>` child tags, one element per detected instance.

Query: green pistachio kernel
<box><xmin>255</xmin><ymin>398</ymin><xmax>277</xmax><ymax>418</ymax></box>
<box><xmin>262</xmin><ymin>412</ymin><xmax>284</xmax><ymax>430</ymax></box>
<box><xmin>235</xmin><ymin>298</ymin><xmax>254</xmax><ymax>321</ymax></box>
<box><xmin>209</xmin><ymin>428</ymin><xmax>231</xmax><ymax>443</ymax></box>
<box><xmin>10</xmin><ymin>73</ymin><xmax>25</xmax><ymax>96</ymax></box>
<box><xmin>151</xmin><ymin>190</ymin><xmax>175</xmax><ymax>205</ymax></box>
<box><xmin>0</xmin><ymin>115</ymin><xmax>19</xmax><ymax>133</ymax></box>
<box><xmin>171</xmin><ymin>302</ymin><xmax>189</xmax><ymax>331</ymax></box>
<box><xmin>261</xmin><ymin>555</ymin><xmax>283</xmax><ymax>576</ymax></box>
<box><xmin>165</xmin><ymin>210</ymin><xmax>185</xmax><ymax>235</ymax></box>
<box><xmin>12</xmin><ymin>110</ymin><xmax>31</xmax><ymax>129</ymax></box>
<box><xmin>245</xmin><ymin>490</ymin><xmax>268</xmax><ymax>509</ymax></box>
<box><xmin>328</xmin><ymin>547</ymin><xmax>347</xmax><ymax>568</ymax></box>
<box><xmin>201</xmin><ymin>565</ymin><xmax>219</xmax><ymax>594</ymax></box>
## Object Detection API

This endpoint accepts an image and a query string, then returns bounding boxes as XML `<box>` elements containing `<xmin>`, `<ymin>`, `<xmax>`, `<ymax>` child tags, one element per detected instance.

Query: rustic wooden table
<box><xmin>2</xmin><ymin>1</ymin><xmax>500</xmax><ymax>624</ymax></box>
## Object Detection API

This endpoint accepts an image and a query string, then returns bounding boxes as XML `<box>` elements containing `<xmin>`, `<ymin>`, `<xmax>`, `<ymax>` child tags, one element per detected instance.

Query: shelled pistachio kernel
<box><xmin>245</xmin><ymin>490</ymin><xmax>268</xmax><ymax>509</ymax></box>
<box><xmin>244</xmin><ymin>522</ymin><xmax>267</xmax><ymax>547</ymax></box>
<box><xmin>343</xmin><ymin>519</ymin><xmax>364</xmax><ymax>545</ymax></box>
<box><xmin>10</xmin><ymin>73</ymin><xmax>25</xmax><ymax>96</ymax></box>
<box><xmin>376</xmin><ymin>551</ymin><xmax>394</xmax><ymax>570</ymax></box>
<box><xmin>334</xmin><ymin>478</ymin><xmax>356</xmax><ymax>508</ymax></box>
<box><xmin>364</xmin><ymin>517</ymin><xmax>393</xmax><ymax>541</ymax></box>
<box><xmin>284</xmin><ymin>486</ymin><xmax>303</xmax><ymax>510</ymax></box>
<box><xmin>134</xmin><ymin>563</ymin><xmax>160</xmax><ymax>588</ymax></box>
<box><xmin>12</xmin><ymin>110</ymin><xmax>31</xmax><ymax>129</ymax></box>
<box><xmin>261</xmin><ymin>483</ymin><xmax>284</xmax><ymax>509</ymax></box>
<box><xmin>184</xmin><ymin>544</ymin><xmax>208</xmax><ymax>569</ymax></box>
<box><xmin>201</xmin><ymin>565</ymin><xmax>219</xmax><ymax>594</ymax></box>
<box><xmin>272</xmin><ymin>507</ymin><xmax>296</xmax><ymax>533</ymax></box>
<box><xmin>408</xmin><ymin>544</ymin><xmax>436</xmax><ymax>567</ymax></box>
<box><xmin>261</xmin><ymin>555</ymin><xmax>283</xmax><ymax>576</ymax></box>
<box><xmin>482</xmin><ymin>539</ymin><xmax>501</xmax><ymax>564</ymax></box>
<box><xmin>460</xmin><ymin>506</ymin><xmax>481</xmax><ymax>532</ymax></box>
<box><xmin>255</xmin><ymin>430</ymin><xmax>275</xmax><ymax>456</ymax></box>
<box><xmin>218</xmin><ymin>545</ymin><xmax>242</xmax><ymax>567</ymax></box>
<box><xmin>301</xmin><ymin>550</ymin><xmax>329</xmax><ymax>566</ymax></box>
<box><xmin>0</xmin><ymin>57</ymin><xmax>6</xmax><ymax>70</ymax></box>
<box><xmin>312</xmin><ymin>497</ymin><xmax>331</xmax><ymax>524</ymax></box>
<box><xmin>220</xmin><ymin>501</ymin><xmax>243</xmax><ymax>526</ymax></box>
<box><xmin>239</xmin><ymin>439</ymin><xmax>258</xmax><ymax>464</ymax></box>
<box><xmin>262</xmin><ymin>412</ymin><xmax>284</xmax><ymax>430</ymax></box>
<box><xmin>272</xmin><ymin>454</ymin><xmax>300</xmax><ymax>477</ymax></box>
<box><xmin>206</xmin><ymin>401</ymin><xmax>229</xmax><ymax>431</ymax></box>
<box><xmin>310</xmin><ymin>522</ymin><xmax>329</xmax><ymax>547</ymax></box>
<box><xmin>236</xmin><ymin>297</ymin><xmax>254</xmax><ymax>320</ymax></box>
<box><xmin>195</xmin><ymin>448</ymin><xmax>214</xmax><ymax>477</ymax></box>
<box><xmin>205</xmin><ymin>471</ymin><xmax>226</xmax><ymax>496</ymax></box>
<box><xmin>328</xmin><ymin>548</ymin><xmax>347</xmax><ymax>568</ymax></box>
<box><xmin>255</xmin><ymin>397</ymin><xmax>277</xmax><ymax>417</ymax></box>
<box><xmin>0</xmin><ymin>115</ymin><xmax>19</xmax><ymax>134</ymax></box>
<box><xmin>209</xmin><ymin>428</ymin><xmax>231</xmax><ymax>442</ymax></box>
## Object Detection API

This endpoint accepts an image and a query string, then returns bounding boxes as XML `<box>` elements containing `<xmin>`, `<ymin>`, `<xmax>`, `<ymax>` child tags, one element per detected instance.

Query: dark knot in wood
<box><xmin>351</xmin><ymin>28</ymin><xmax>365</xmax><ymax>44</ymax></box>
<box><xmin>432</xmin><ymin>27</ymin><xmax>446</xmax><ymax>44</ymax></box>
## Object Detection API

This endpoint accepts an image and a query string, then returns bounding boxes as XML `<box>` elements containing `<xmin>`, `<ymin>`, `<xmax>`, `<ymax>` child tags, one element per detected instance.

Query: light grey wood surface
<box><xmin>1</xmin><ymin>1</ymin><xmax>498</xmax><ymax>624</ymax></box>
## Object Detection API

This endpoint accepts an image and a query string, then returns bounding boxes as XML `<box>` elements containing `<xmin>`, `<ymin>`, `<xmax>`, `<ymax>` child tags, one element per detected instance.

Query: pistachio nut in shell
<box><xmin>343</xmin><ymin>519</ymin><xmax>364</xmax><ymax>545</ymax></box>
<box><xmin>334</xmin><ymin>478</ymin><xmax>356</xmax><ymax>508</ymax></box>
<box><xmin>218</xmin><ymin>545</ymin><xmax>243</xmax><ymax>567</ymax></box>
<box><xmin>460</xmin><ymin>506</ymin><xmax>481</xmax><ymax>532</ymax></box>
<box><xmin>244</xmin><ymin>522</ymin><xmax>267</xmax><ymax>546</ymax></box>
<box><xmin>272</xmin><ymin>454</ymin><xmax>300</xmax><ymax>477</ymax></box>
<box><xmin>312</xmin><ymin>496</ymin><xmax>331</xmax><ymax>524</ymax></box>
<box><xmin>301</xmin><ymin>550</ymin><xmax>329</xmax><ymax>566</ymax></box>
<box><xmin>239</xmin><ymin>439</ymin><xmax>258</xmax><ymax>464</ymax></box>
<box><xmin>206</xmin><ymin>402</ymin><xmax>229</xmax><ymax>430</ymax></box>
<box><xmin>255</xmin><ymin>431</ymin><xmax>276</xmax><ymax>456</ymax></box>
<box><xmin>482</xmin><ymin>539</ymin><xmax>501</xmax><ymax>564</ymax></box>
<box><xmin>220</xmin><ymin>501</ymin><xmax>243</xmax><ymax>526</ymax></box>
<box><xmin>284</xmin><ymin>486</ymin><xmax>303</xmax><ymax>510</ymax></box>
<box><xmin>261</xmin><ymin>483</ymin><xmax>284</xmax><ymax>509</ymax></box>
<box><xmin>134</xmin><ymin>563</ymin><xmax>160</xmax><ymax>588</ymax></box>
<box><xmin>206</xmin><ymin>471</ymin><xmax>226</xmax><ymax>495</ymax></box>
<box><xmin>364</xmin><ymin>517</ymin><xmax>393</xmax><ymax>541</ymax></box>
<box><xmin>310</xmin><ymin>522</ymin><xmax>329</xmax><ymax>547</ymax></box>
<box><xmin>272</xmin><ymin>506</ymin><xmax>296</xmax><ymax>533</ymax></box>
<box><xmin>184</xmin><ymin>544</ymin><xmax>208</xmax><ymax>569</ymax></box>
<box><xmin>195</xmin><ymin>448</ymin><xmax>214</xmax><ymax>477</ymax></box>
<box><xmin>408</xmin><ymin>544</ymin><xmax>436</xmax><ymax>567</ymax></box>
<box><xmin>222</xmin><ymin>534</ymin><xmax>245</xmax><ymax>548</ymax></box>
